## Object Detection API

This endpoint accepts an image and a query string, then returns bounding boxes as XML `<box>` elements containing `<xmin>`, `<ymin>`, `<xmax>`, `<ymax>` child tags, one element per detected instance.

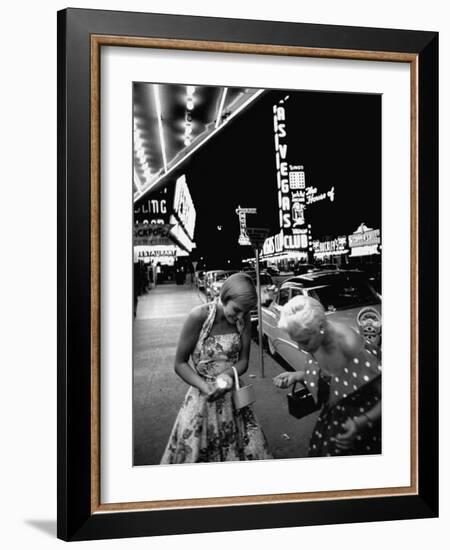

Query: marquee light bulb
<box><xmin>136</xmin><ymin>149</ymin><xmax>147</xmax><ymax>161</ymax></box>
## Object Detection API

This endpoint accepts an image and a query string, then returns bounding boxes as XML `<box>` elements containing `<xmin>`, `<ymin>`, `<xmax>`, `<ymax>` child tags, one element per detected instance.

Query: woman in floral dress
<box><xmin>161</xmin><ymin>272</ymin><xmax>271</xmax><ymax>463</ymax></box>
<box><xmin>273</xmin><ymin>296</ymin><xmax>381</xmax><ymax>457</ymax></box>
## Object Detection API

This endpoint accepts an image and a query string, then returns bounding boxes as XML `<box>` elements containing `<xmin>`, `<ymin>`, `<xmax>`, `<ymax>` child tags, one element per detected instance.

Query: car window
<box><xmin>308</xmin><ymin>282</ymin><xmax>380</xmax><ymax>311</ymax></box>
<box><xmin>278</xmin><ymin>288</ymin><xmax>290</xmax><ymax>306</ymax></box>
<box><xmin>259</xmin><ymin>274</ymin><xmax>272</xmax><ymax>285</ymax></box>
<box><xmin>248</xmin><ymin>273</ymin><xmax>272</xmax><ymax>286</ymax></box>
<box><xmin>291</xmin><ymin>288</ymin><xmax>303</xmax><ymax>298</ymax></box>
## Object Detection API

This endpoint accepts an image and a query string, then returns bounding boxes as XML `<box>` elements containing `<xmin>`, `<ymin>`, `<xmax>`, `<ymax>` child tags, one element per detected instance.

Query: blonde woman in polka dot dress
<box><xmin>273</xmin><ymin>296</ymin><xmax>381</xmax><ymax>457</ymax></box>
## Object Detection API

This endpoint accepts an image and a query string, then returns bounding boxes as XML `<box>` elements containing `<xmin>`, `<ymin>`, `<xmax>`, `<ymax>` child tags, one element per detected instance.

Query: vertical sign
<box><xmin>273</xmin><ymin>101</ymin><xmax>291</xmax><ymax>231</ymax></box>
<box><xmin>289</xmin><ymin>166</ymin><xmax>306</xmax><ymax>228</ymax></box>
<box><xmin>235</xmin><ymin>206</ymin><xmax>257</xmax><ymax>246</ymax></box>
<box><xmin>273</xmin><ymin>99</ymin><xmax>308</xmax><ymax>234</ymax></box>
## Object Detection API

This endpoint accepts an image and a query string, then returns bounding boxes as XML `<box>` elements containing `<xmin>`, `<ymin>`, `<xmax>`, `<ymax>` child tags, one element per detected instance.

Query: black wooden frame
<box><xmin>57</xmin><ymin>8</ymin><xmax>438</xmax><ymax>541</ymax></box>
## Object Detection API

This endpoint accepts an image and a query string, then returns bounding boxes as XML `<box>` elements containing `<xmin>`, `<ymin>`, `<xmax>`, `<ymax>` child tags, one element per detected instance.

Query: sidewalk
<box><xmin>245</xmin><ymin>345</ymin><xmax>319</xmax><ymax>461</ymax></box>
<box><xmin>133</xmin><ymin>283</ymin><xmax>318</xmax><ymax>465</ymax></box>
<box><xmin>133</xmin><ymin>283</ymin><xmax>206</xmax><ymax>466</ymax></box>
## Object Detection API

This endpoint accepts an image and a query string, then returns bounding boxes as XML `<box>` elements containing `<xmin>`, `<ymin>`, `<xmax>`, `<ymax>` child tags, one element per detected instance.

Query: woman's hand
<box><xmin>272</xmin><ymin>371</ymin><xmax>302</xmax><ymax>389</ymax></box>
<box><xmin>207</xmin><ymin>373</ymin><xmax>233</xmax><ymax>402</ymax></box>
<box><xmin>333</xmin><ymin>418</ymin><xmax>359</xmax><ymax>450</ymax></box>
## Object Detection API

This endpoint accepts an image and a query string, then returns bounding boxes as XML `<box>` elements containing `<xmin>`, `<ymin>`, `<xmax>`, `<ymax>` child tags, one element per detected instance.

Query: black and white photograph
<box><xmin>132</xmin><ymin>82</ymin><xmax>383</xmax><ymax>466</ymax></box>
<box><xmin>0</xmin><ymin>0</ymin><xmax>444</xmax><ymax>546</ymax></box>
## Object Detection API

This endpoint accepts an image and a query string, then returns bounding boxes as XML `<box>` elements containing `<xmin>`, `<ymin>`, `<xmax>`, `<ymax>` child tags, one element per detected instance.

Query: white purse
<box><xmin>231</xmin><ymin>366</ymin><xmax>256</xmax><ymax>409</ymax></box>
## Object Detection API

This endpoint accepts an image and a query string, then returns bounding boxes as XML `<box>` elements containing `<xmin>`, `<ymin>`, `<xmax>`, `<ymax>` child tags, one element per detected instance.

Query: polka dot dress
<box><xmin>304</xmin><ymin>344</ymin><xmax>382</xmax><ymax>458</ymax></box>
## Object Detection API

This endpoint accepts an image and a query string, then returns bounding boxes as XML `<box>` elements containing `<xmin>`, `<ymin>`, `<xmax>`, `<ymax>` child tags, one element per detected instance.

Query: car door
<box><xmin>261</xmin><ymin>285</ymin><xmax>290</xmax><ymax>346</ymax></box>
<box><xmin>259</xmin><ymin>273</ymin><xmax>274</xmax><ymax>306</ymax></box>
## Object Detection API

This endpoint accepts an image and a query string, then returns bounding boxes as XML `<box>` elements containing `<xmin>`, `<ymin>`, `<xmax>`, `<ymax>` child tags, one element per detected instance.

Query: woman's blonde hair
<box><xmin>220</xmin><ymin>272</ymin><xmax>257</xmax><ymax>312</ymax></box>
<box><xmin>278</xmin><ymin>295</ymin><xmax>326</xmax><ymax>339</ymax></box>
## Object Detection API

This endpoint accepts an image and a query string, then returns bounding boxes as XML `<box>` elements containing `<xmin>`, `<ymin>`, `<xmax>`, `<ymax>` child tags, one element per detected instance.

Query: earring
<box><xmin>319</xmin><ymin>328</ymin><xmax>325</xmax><ymax>335</ymax></box>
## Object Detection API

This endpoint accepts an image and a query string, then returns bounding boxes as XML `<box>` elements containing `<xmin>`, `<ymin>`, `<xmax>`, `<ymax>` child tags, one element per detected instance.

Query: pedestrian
<box><xmin>147</xmin><ymin>262</ymin><xmax>154</xmax><ymax>288</ymax></box>
<box><xmin>161</xmin><ymin>272</ymin><xmax>271</xmax><ymax>463</ymax></box>
<box><xmin>273</xmin><ymin>295</ymin><xmax>381</xmax><ymax>457</ymax></box>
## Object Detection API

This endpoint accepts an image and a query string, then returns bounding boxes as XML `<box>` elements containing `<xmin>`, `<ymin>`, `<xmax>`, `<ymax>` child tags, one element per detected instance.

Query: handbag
<box><xmin>287</xmin><ymin>381</ymin><xmax>322</xmax><ymax>419</ymax></box>
<box><xmin>231</xmin><ymin>366</ymin><xmax>256</xmax><ymax>409</ymax></box>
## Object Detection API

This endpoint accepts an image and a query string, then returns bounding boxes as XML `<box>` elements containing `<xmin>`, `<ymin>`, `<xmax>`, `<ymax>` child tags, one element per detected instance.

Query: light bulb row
<box><xmin>134</xmin><ymin>119</ymin><xmax>152</xmax><ymax>182</ymax></box>
<box><xmin>183</xmin><ymin>85</ymin><xmax>196</xmax><ymax>146</ymax></box>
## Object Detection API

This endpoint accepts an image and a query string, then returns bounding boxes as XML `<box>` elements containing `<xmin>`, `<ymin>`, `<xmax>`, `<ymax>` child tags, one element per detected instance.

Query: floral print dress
<box><xmin>160</xmin><ymin>302</ymin><xmax>272</xmax><ymax>464</ymax></box>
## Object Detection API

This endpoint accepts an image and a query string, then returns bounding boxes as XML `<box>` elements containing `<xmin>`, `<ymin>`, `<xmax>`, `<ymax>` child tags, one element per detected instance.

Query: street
<box><xmin>133</xmin><ymin>281</ymin><xmax>318</xmax><ymax>465</ymax></box>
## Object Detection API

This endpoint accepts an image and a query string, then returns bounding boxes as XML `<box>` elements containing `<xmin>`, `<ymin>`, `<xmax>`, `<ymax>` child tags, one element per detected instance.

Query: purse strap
<box><xmin>231</xmin><ymin>366</ymin><xmax>240</xmax><ymax>390</ymax></box>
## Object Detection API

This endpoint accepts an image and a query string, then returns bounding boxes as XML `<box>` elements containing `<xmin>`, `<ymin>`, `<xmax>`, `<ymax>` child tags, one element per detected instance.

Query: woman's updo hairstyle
<box><xmin>220</xmin><ymin>272</ymin><xmax>257</xmax><ymax>312</ymax></box>
<box><xmin>278</xmin><ymin>295</ymin><xmax>326</xmax><ymax>340</ymax></box>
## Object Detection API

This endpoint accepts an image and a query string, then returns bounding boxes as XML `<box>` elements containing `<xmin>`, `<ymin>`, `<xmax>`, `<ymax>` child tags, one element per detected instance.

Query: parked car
<box><xmin>203</xmin><ymin>270</ymin><xmax>224</xmax><ymax>299</ymax></box>
<box><xmin>264</xmin><ymin>265</ymin><xmax>280</xmax><ymax>276</ymax></box>
<box><xmin>316</xmin><ymin>263</ymin><xmax>339</xmax><ymax>271</ymax></box>
<box><xmin>345</xmin><ymin>262</ymin><xmax>382</xmax><ymax>296</ymax></box>
<box><xmin>194</xmin><ymin>270</ymin><xmax>206</xmax><ymax>290</ymax></box>
<box><xmin>261</xmin><ymin>270</ymin><xmax>381</xmax><ymax>369</ymax></box>
<box><xmin>205</xmin><ymin>270</ymin><xmax>238</xmax><ymax>300</ymax></box>
<box><xmin>360</xmin><ymin>263</ymin><xmax>382</xmax><ymax>295</ymax></box>
<box><xmin>244</xmin><ymin>271</ymin><xmax>277</xmax><ymax>322</ymax></box>
<box><xmin>293</xmin><ymin>263</ymin><xmax>319</xmax><ymax>276</ymax></box>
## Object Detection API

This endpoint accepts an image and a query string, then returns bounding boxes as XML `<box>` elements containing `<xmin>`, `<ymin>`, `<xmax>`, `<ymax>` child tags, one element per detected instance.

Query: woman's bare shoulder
<box><xmin>334</xmin><ymin>322</ymin><xmax>364</xmax><ymax>356</ymax></box>
<box><xmin>186</xmin><ymin>303</ymin><xmax>209</xmax><ymax>325</ymax></box>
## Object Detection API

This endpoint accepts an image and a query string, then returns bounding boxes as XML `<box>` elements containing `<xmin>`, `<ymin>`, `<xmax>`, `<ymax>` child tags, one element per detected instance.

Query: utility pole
<box><xmin>247</xmin><ymin>227</ymin><xmax>270</xmax><ymax>378</ymax></box>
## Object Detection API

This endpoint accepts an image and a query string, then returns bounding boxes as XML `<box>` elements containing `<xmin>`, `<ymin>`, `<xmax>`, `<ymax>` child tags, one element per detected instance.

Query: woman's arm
<box><xmin>334</xmin><ymin>377</ymin><xmax>381</xmax><ymax>450</ymax></box>
<box><xmin>173</xmin><ymin>305</ymin><xmax>211</xmax><ymax>395</ymax></box>
<box><xmin>273</xmin><ymin>370</ymin><xmax>305</xmax><ymax>388</ymax></box>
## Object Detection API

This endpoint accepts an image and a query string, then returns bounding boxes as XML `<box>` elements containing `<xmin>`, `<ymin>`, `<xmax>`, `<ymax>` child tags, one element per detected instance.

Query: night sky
<box><xmin>138</xmin><ymin>87</ymin><xmax>381</xmax><ymax>269</ymax></box>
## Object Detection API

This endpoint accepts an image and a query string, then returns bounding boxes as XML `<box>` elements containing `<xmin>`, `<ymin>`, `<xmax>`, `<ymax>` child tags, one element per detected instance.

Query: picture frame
<box><xmin>57</xmin><ymin>7</ymin><xmax>438</xmax><ymax>541</ymax></box>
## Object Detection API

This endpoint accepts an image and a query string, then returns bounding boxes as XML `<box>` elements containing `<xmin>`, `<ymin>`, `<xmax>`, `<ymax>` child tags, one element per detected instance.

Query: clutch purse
<box><xmin>231</xmin><ymin>366</ymin><xmax>256</xmax><ymax>409</ymax></box>
<box><xmin>287</xmin><ymin>382</ymin><xmax>321</xmax><ymax>419</ymax></box>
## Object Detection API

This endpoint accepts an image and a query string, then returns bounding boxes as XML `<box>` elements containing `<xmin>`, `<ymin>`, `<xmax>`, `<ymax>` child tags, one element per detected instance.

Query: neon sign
<box><xmin>133</xmin><ymin>223</ymin><xmax>174</xmax><ymax>247</ymax></box>
<box><xmin>348</xmin><ymin>223</ymin><xmax>381</xmax><ymax>256</ymax></box>
<box><xmin>134</xmin><ymin>198</ymin><xmax>167</xmax><ymax>214</ymax></box>
<box><xmin>169</xmin><ymin>215</ymin><xmax>196</xmax><ymax>252</ymax></box>
<box><xmin>262</xmin><ymin>229</ymin><xmax>308</xmax><ymax>256</ymax></box>
<box><xmin>235</xmin><ymin>206</ymin><xmax>257</xmax><ymax>246</ymax></box>
<box><xmin>312</xmin><ymin>236</ymin><xmax>347</xmax><ymax>257</ymax></box>
<box><xmin>173</xmin><ymin>175</ymin><xmax>196</xmax><ymax>240</ymax></box>
<box><xmin>349</xmin><ymin>223</ymin><xmax>380</xmax><ymax>247</ymax></box>
<box><xmin>305</xmin><ymin>185</ymin><xmax>335</xmax><ymax>205</ymax></box>
<box><xmin>273</xmin><ymin>101</ymin><xmax>307</xmax><ymax>231</ymax></box>
<box><xmin>273</xmin><ymin>99</ymin><xmax>313</xmax><ymax>233</ymax></box>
